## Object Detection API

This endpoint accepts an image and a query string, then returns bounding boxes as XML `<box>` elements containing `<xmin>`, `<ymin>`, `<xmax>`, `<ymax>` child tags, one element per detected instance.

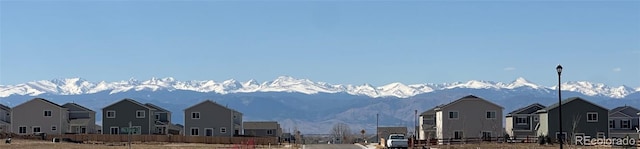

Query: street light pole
<box><xmin>376</xmin><ymin>113</ymin><xmax>379</xmax><ymax>145</ymax></box>
<box><xmin>557</xmin><ymin>64</ymin><xmax>563</xmax><ymax>149</ymax></box>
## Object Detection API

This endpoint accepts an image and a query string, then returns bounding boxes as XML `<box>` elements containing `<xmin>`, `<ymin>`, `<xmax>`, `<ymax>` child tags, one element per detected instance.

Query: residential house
<box><xmin>0</xmin><ymin>103</ymin><xmax>10</xmax><ymax>133</ymax></box>
<box><xmin>184</xmin><ymin>100</ymin><xmax>243</xmax><ymax>137</ymax></box>
<box><xmin>11</xmin><ymin>98</ymin><xmax>69</xmax><ymax>135</ymax></box>
<box><xmin>62</xmin><ymin>103</ymin><xmax>96</xmax><ymax>134</ymax></box>
<box><xmin>505</xmin><ymin>103</ymin><xmax>546</xmax><ymax>138</ymax></box>
<box><xmin>102</xmin><ymin>98</ymin><xmax>169</xmax><ymax>135</ymax></box>
<box><xmin>243</xmin><ymin>121</ymin><xmax>281</xmax><ymax>137</ymax></box>
<box><xmin>432</xmin><ymin>95</ymin><xmax>503</xmax><ymax>142</ymax></box>
<box><xmin>377</xmin><ymin>127</ymin><xmax>408</xmax><ymax>140</ymax></box>
<box><xmin>535</xmin><ymin>97</ymin><xmax>608</xmax><ymax>142</ymax></box>
<box><xmin>144</xmin><ymin>103</ymin><xmax>174</xmax><ymax>135</ymax></box>
<box><xmin>608</xmin><ymin>105</ymin><xmax>640</xmax><ymax>138</ymax></box>
<box><xmin>419</xmin><ymin>106</ymin><xmax>440</xmax><ymax>140</ymax></box>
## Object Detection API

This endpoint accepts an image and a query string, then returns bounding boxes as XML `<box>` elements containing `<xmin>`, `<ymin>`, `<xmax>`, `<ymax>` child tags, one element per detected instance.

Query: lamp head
<box><xmin>556</xmin><ymin>65</ymin><xmax>563</xmax><ymax>74</ymax></box>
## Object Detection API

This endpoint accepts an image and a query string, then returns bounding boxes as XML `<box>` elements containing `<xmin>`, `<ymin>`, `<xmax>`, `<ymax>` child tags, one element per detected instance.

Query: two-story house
<box><xmin>0</xmin><ymin>103</ymin><xmax>10</xmax><ymax>133</ymax></box>
<box><xmin>144</xmin><ymin>103</ymin><xmax>173</xmax><ymax>135</ymax></box>
<box><xmin>62</xmin><ymin>103</ymin><xmax>96</xmax><ymax>134</ymax></box>
<box><xmin>505</xmin><ymin>103</ymin><xmax>545</xmax><ymax>138</ymax></box>
<box><xmin>184</xmin><ymin>100</ymin><xmax>243</xmax><ymax>137</ymax></box>
<box><xmin>102</xmin><ymin>98</ymin><xmax>169</xmax><ymax>135</ymax></box>
<box><xmin>433</xmin><ymin>95</ymin><xmax>503</xmax><ymax>143</ymax></box>
<box><xmin>419</xmin><ymin>106</ymin><xmax>439</xmax><ymax>140</ymax></box>
<box><xmin>536</xmin><ymin>97</ymin><xmax>608</xmax><ymax>142</ymax></box>
<box><xmin>608</xmin><ymin>105</ymin><xmax>640</xmax><ymax>138</ymax></box>
<box><xmin>243</xmin><ymin>121</ymin><xmax>281</xmax><ymax>137</ymax></box>
<box><xmin>11</xmin><ymin>98</ymin><xmax>69</xmax><ymax>135</ymax></box>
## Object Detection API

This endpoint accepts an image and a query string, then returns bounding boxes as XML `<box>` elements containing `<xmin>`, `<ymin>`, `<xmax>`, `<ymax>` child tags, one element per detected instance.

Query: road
<box><xmin>303</xmin><ymin>144</ymin><xmax>364</xmax><ymax>149</ymax></box>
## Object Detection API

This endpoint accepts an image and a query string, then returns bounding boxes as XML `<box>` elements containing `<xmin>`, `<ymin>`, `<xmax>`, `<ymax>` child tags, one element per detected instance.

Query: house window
<box><xmin>516</xmin><ymin>117</ymin><xmax>528</xmax><ymax>125</ymax></box>
<box><xmin>609</xmin><ymin>120</ymin><xmax>615</xmax><ymax>128</ymax></box>
<box><xmin>233</xmin><ymin>114</ymin><xmax>237</xmax><ymax>119</ymax></box>
<box><xmin>19</xmin><ymin>126</ymin><xmax>27</xmax><ymax>134</ymax></box>
<box><xmin>586</xmin><ymin>112</ymin><xmax>598</xmax><ymax>122</ymax></box>
<box><xmin>106</xmin><ymin>111</ymin><xmax>116</xmax><ymax>118</ymax></box>
<box><xmin>482</xmin><ymin>131</ymin><xmax>492</xmax><ymax>141</ymax></box>
<box><xmin>155</xmin><ymin>114</ymin><xmax>160</xmax><ymax>120</ymax></box>
<box><xmin>205</xmin><ymin>128</ymin><xmax>213</xmax><ymax>136</ymax></box>
<box><xmin>33</xmin><ymin>126</ymin><xmax>41</xmax><ymax>133</ymax></box>
<box><xmin>51</xmin><ymin>125</ymin><xmax>57</xmax><ymax>131</ymax></box>
<box><xmin>191</xmin><ymin>112</ymin><xmax>200</xmax><ymax>119</ymax></box>
<box><xmin>453</xmin><ymin>131</ymin><xmax>463</xmax><ymax>139</ymax></box>
<box><xmin>220</xmin><ymin>127</ymin><xmax>227</xmax><ymax>134</ymax></box>
<box><xmin>622</xmin><ymin>120</ymin><xmax>630</xmax><ymax>129</ymax></box>
<box><xmin>267</xmin><ymin>130</ymin><xmax>274</xmax><ymax>135</ymax></box>
<box><xmin>191</xmin><ymin>128</ymin><xmax>199</xmax><ymax>136</ymax></box>
<box><xmin>486</xmin><ymin>111</ymin><xmax>496</xmax><ymax>119</ymax></box>
<box><xmin>136</xmin><ymin>110</ymin><xmax>145</xmax><ymax>118</ymax></box>
<box><xmin>110</xmin><ymin>127</ymin><xmax>119</xmax><ymax>134</ymax></box>
<box><xmin>44</xmin><ymin>110</ymin><xmax>52</xmax><ymax>117</ymax></box>
<box><xmin>449</xmin><ymin>111</ymin><xmax>459</xmax><ymax>119</ymax></box>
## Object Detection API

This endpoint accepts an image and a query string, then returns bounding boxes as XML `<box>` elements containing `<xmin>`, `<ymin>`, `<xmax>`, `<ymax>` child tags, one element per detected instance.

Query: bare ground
<box><xmin>0</xmin><ymin>139</ymin><xmax>287</xmax><ymax>149</ymax></box>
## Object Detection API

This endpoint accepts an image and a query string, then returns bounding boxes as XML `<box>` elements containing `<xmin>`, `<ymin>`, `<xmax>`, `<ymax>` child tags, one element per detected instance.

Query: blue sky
<box><xmin>1</xmin><ymin>1</ymin><xmax>639</xmax><ymax>87</ymax></box>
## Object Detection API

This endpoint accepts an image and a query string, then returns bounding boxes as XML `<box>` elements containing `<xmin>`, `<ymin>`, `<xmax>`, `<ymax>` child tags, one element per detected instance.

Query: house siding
<box><xmin>438</xmin><ymin>98</ymin><xmax>503</xmax><ymax>140</ymax></box>
<box><xmin>542</xmin><ymin>98</ymin><xmax>608</xmax><ymax>139</ymax></box>
<box><xmin>184</xmin><ymin>101</ymin><xmax>239</xmax><ymax>137</ymax></box>
<box><xmin>102</xmin><ymin>100</ymin><xmax>154</xmax><ymax>135</ymax></box>
<box><xmin>12</xmin><ymin>99</ymin><xmax>68</xmax><ymax>135</ymax></box>
<box><xmin>63</xmin><ymin>103</ymin><xmax>97</xmax><ymax>134</ymax></box>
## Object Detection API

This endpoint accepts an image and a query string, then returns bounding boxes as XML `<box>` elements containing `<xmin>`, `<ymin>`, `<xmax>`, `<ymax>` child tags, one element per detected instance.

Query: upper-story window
<box><xmin>516</xmin><ymin>117</ymin><xmax>528</xmax><ymax>125</ymax></box>
<box><xmin>106</xmin><ymin>111</ymin><xmax>116</xmax><ymax>118</ymax></box>
<box><xmin>586</xmin><ymin>112</ymin><xmax>598</xmax><ymax>122</ymax></box>
<box><xmin>44</xmin><ymin>110</ymin><xmax>52</xmax><ymax>117</ymax></box>
<box><xmin>192</xmin><ymin>112</ymin><xmax>200</xmax><ymax>119</ymax></box>
<box><xmin>622</xmin><ymin>120</ymin><xmax>631</xmax><ymax>129</ymax></box>
<box><xmin>449</xmin><ymin>111</ymin><xmax>459</xmax><ymax>119</ymax></box>
<box><xmin>136</xmin><ymin>110</ymin><xmax>145</xmax><ymax>118</ymax></box>
<box><xmin>609</xmin><ymin>120</ymin><xmax>615</xmax><ymax>129</ymax></box>
<box><xmin>486</xmin><ymin>111</ymin><xmax>496</xmax><ymax>119</ymax></box>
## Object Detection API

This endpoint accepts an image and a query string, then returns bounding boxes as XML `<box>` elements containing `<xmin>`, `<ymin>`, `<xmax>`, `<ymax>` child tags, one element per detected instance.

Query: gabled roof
<box><xmin>537</xmin><ymin>97</ymin><xmax>608</xmax><ymax>113</ymax></box>
<box><xmin>507</xmin><ymin>103</ymin><xmax>546</xmax><ymax>116</ymax></box>
<box><xmin>434</xmin><ymin>95</ymin><xmax>503</xmax><ymax>111</ymax></box>
<box><xmin>103</xmin><ymin>98</ymin><xmax>154</xmax><ymax>110</ymax></box>
<box><xmin>62</xmin><ymin>102</ymin><xmax>95</xmax><ymax>112</ymax></box>
<box><xmin>14</xmin><ymin>98</ymin><xmax>65</xmax><ymax>109</ymax></box>
<box><xmin>420</xmin><ymin>105</ymin><xmax>442</xmax><ymax>116</ymax></box>
<box><xmin>184</xmin><ymin>100</ymin><xmax>241</xmax><ymax>114</ymax></box>
<box><xmin>609</xmin><ymin>106</ymin><xmax>640</xmax><ymax>117</ymax></box>
<box><xmin>0</xmin><ymin>103</ymin><xmax>10</xmax><ymax>111</ymax></box>
<box><xmin>145</xmin><ymin>103</ymin><xmax>170</xmax><ymax>113</ymax></box>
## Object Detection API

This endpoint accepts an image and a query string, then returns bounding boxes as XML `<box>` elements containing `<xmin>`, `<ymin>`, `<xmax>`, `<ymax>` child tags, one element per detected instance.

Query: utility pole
<box><xmin>376</xmin><ymin>113</ymin><xmax>379</xmax><ymax>145</ymax></box>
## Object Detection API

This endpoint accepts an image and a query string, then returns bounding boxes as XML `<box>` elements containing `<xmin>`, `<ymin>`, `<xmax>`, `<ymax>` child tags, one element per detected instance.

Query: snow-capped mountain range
<box><xmin>1</xmin><ymin>76</ymin><xmax>638</xmax><ymax>98</ymax></box>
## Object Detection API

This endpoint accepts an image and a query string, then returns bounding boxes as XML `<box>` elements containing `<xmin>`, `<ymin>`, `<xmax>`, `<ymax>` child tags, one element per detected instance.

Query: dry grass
<box><xmin>427</xmin><ymin>143</ymin><xmax>636</xmax><ymax>149</ymax></box>
<box><xmin>0</xmin><ymin>139</ymin><xmax>287</xmax><ymax>149</ymax></box>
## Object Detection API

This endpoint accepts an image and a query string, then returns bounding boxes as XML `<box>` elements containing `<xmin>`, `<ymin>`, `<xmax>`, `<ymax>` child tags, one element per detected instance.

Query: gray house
<box><xmin>378</xmin><ymin>126</ymin><xmax>408</xmax><ymax>140</ymax></box>
<box><xmin>608</xmin><ymin>105</ymin><xmax>640</xmax><ymax>138</ymax></box>
<box><xmin>184</xmin><ymin>100</ymin><xmax>243</xmax><ymax>137</ymax></box>
<box><xmin>419</xmin><ymin>107</ymin><xmax>437</xmax><ymax>140</ymax></box>
<box><xmin>0</xmin><ymin>103</ymin><xmax>10</xmax><ymax>133</ymax></box>
<box><xmin>243</xmin><ymin>121</ymin><xmax>281</xmax><ymax>137</ymax></box>
<box><xmin>536</xmin><ymin>97</ymin><xmax>608</xmax><ymax>142</ymax></box>
<box><xmin>505</xmin><ymin>103</ymin><xmax>545</xmax><ymax>138</ymax></box>
<box><xmin>102</xmin><ymin>99</ymin><xmax>167</xmax><ymax>135</ymax></box>
<box><xmin>433</xmin><ymin>95</ymin><xmax>503</xmax><ymax>142</ymax></box>
<box><xmin>11</xmin><ymin>98</ymin><xmax>69</xmax><ymax>135</ymax></box>
<box><xmin>62</xmin><ymin>103</ymin><xmax>96</xmax><ymax>134</ymax></box>
<box><xmin>144</xmin><ymin>103</ymin><xmax>174</xmax><ymax>135</ymax></box>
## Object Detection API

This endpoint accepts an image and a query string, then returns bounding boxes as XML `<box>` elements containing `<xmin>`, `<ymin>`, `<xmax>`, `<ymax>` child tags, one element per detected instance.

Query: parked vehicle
<box><xmin>386</xmin><ymin>134</ymin><xmax>408</xmax><ymax>149</ymax></box>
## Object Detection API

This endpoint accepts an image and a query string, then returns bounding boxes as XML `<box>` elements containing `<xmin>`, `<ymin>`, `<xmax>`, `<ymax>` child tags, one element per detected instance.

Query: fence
<box><xmin>38</xmin><ymin>134</ymin><xmax>278</xmax><ymax>145</ymax></box>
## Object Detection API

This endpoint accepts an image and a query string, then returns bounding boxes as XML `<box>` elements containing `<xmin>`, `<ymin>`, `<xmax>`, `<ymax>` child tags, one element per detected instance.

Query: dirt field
<box><xmin>0</xmin><ymin>139</ymin><xmax>288</xmax><ymax>149</ymax></box>
<box><xmin>426</xmin><ymin>143</ymin><xmax>636</xmax><ymax>149</ymax></box>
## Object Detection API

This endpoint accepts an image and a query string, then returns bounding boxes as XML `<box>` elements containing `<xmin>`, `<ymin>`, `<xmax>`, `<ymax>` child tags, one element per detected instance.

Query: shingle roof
<box><xmin>184</xmin><ymin>100</ymin><xmax>241</xmax><ymax>114</ymax></box>
<box><xmin>609</xmin><ymin>105</ymin><xmax>640</xmax><ymax>117</ymax></box>
<box><xmin>103</xmin><ymin>98</ymin><xmax>155</xmax><ymax>110</ymax></box>
<box><xmin>145</xmin><ymin>103</ymin><xmax>170</xmax><ymax>113</ymax></box>
<box><xmin>538</xmin><ymin>97</ymin><xmax>608</xmax><ymax>113</ymax></box>
<box><xmin>434</xmin><ymin>95</ymin><xmax>503</xmax><ymax>111</ymax></box>
<box><xmin>508</xmin><ymin>103</ymin><xmax>546</xmax><ymax>115</ymax></box>
<box><xmin>0</xmin><ymin>103</ymin><xmax>10</xmax><ymax>111</ymax></box>
<box><xmin>63</xmin><ymin>102</ymin><xmax>95</xmax><ymax>112</ymax></box>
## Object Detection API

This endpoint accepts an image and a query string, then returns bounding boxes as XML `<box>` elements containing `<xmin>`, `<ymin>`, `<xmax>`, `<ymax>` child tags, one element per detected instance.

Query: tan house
<box><xmin>12</xmin><ymin>98</ymin><xmax>70</xmax><ymax>135</ymax></box>
<box><xmin>184</xmin><ymin>100</ymin><xmax>243</xmax><ymax>137</ymax></box>
<box><xmin>243</xmin><ymin>121</ymin><xmax>282</xmax><ymax>137</ymax></box>
<box><xmin>432</xmin><ymin>95</ymin><xmax>503</xmax><ymax>142</ymax></box>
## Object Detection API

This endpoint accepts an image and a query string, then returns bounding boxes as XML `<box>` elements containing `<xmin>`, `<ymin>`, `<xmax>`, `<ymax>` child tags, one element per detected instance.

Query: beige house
<box><xmin>243</xmin><ymin>121</ymin><xmax>282</xmax><ymax>137</ymax></box>
<box><xmin>432</xmin><ymin>95</ymin><xmax>503</xmax><ymax>142</ymax></box>
<box><xmin>62</xmin><ymin>103</ymin><xmax>97</xmax><ymax>134</ymax></box>
<box><xmin>184</xmin><ymin>100</ymin><xmax>243</xmax><ymax>137</ymax></box>
<box><xmin>12</xmin><ymin>98</ymin><xmax>70</xmax><ymax>135</ymax></box>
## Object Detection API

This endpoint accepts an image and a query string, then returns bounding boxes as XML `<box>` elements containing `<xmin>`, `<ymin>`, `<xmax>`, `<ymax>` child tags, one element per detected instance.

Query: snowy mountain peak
<box><xmin>0</xmin><ymin>76</ymin><xmax>637</xmax><ymax>99</ymax></box>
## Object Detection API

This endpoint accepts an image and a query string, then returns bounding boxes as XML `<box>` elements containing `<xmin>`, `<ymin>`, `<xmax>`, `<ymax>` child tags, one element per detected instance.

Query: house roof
<box><xmin>62</xmin><ymin>102</ymin><xmax>95</xmax><ymax>112</ymax></box>
<box><xmin>537</xmin><ymin>97</ymin><xmax>608</xmax><ymax>113</ymax></box>
<box><xmin>434</xmin><ymin>95</ymin><xmax>503</xmax><ymax>111</ymax></box>
<box><xmin>144</xmin><ymin>103</ymin><xmax>170</xmax><ymax>113</ymax></box>
<box><xmin>507</xmin><ymin>103</ymin><xmax>546</xmax><ymax>116</ymax></box>
<box><xmin>0</xmin><ymin>103</ymin><xmax>10</xmax><ymax>111</ymax></box>
<box><xmin>184</xmin><ymin>100</ymin><xmax>241</xmax><ymax>114</ymax></box>
<box><xmin>609</xmin><ymin>105</ymin><xmax>640</xmax><ymax>117</ymax></box>
<box><xmin>419</xmin><ymin>105</ymin><xmax>442</xmax><ymax>116</ymax></box>
<box><xmin>243</xmin><ymin>121</ymin><xmax>280</xmax><ymax>129</ymax></box>
<box><xmin>103</xmin><ymin>98</ymin><xmax>155</xmax><ymax>110</ymax></box>
<box><xmin>14</xmin><ymin>98</ymin><xmax>65</xmax><ymax>109</ymax></box>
